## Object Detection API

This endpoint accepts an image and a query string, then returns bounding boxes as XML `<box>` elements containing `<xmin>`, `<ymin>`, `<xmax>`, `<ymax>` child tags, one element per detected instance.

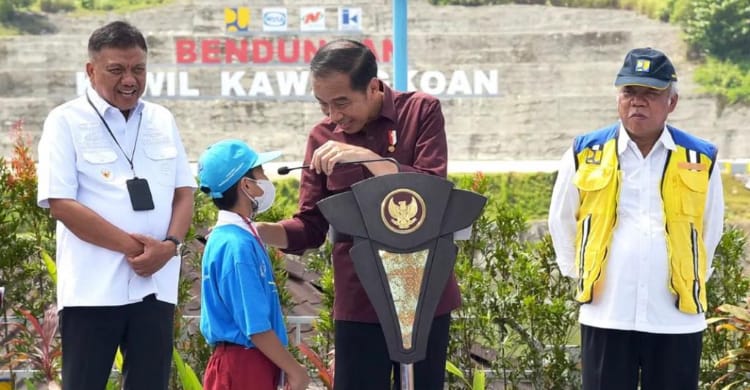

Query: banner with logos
<box><xmin>74</xmin><ymin>6</ymin><xmax>500</xmax><ymax>100</ymax></box>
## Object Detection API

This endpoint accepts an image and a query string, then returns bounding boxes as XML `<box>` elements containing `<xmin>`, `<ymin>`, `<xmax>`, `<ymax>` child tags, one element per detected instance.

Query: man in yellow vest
<box><xmin>548</xmin><ymin>47</ymin><xmax>725</xmax><ymax>390</ymax></box>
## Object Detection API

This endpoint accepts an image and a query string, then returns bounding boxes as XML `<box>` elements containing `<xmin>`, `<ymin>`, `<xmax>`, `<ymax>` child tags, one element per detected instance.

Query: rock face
<box><xmin>1</xmin><ymin>0</ymin><xmax>748</xmax><ymax>162</ymax></box>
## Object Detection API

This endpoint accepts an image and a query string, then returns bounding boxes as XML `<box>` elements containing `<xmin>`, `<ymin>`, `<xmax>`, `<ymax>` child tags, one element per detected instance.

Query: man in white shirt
<box><xmin>37</xmin><ymin>21</ymin><xmax>196</xmax><ymax>390</ymax></box>
<box><xmin>548</xmin><ymin>47</ymin><xmax>724</xmax><ymax>390</ymax></box>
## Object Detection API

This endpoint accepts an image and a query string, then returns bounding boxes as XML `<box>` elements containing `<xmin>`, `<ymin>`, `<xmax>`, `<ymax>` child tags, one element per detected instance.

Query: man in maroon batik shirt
<box><xmin>257</xmin><ymin>39</ymin><xmax>458</xmax><ymax>390</ymax></box>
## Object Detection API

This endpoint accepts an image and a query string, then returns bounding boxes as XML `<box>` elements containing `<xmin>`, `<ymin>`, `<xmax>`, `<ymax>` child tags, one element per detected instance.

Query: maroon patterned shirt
<box><xmin>279</xmin><ymin>82</ymin><xmax>461</xmax><ymax>322</ymax></box>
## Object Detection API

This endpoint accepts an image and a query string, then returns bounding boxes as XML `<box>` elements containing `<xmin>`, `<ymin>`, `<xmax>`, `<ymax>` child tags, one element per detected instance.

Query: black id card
<box><xmin>126</xmin><ymin>177</ymin><xmax>155</xmax><ymax>211</ymax></box>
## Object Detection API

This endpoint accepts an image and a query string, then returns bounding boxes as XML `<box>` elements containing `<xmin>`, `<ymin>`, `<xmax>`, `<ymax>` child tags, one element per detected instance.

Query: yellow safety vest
<box><xmin>572</xmin><ymin>123</ymin><xmax>716</xmax><ymax>314</ymax></box>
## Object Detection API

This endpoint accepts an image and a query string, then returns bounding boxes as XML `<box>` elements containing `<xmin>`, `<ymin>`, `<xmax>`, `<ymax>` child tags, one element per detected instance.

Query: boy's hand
<box><xmin>285</xmin><ymin>363</ymin><xmax>311</xmax><ymax>390</ymax></box>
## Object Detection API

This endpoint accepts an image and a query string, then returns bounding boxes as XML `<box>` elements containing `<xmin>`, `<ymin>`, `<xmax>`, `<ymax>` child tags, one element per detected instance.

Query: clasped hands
<box><xmin>125</xmin><ymin>233</ymin><xmax>176</xmax><ymax>277</ymax></box>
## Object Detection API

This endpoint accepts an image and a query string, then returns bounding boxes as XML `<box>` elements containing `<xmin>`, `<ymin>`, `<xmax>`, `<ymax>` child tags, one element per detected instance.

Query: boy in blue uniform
<box><xmin>197</xmin><ymin>139</ymin><xmax>310</xmax><ymax>390</ymax></box>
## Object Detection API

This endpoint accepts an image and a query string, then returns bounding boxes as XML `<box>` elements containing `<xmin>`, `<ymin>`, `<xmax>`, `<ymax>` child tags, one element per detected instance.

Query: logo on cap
<box><xmin>381</xmin><ymin>189</ymin><xmax>426</xmax><ymax>234</ymax></box>
<box><xmin>635</xmin><ymin>59</ymin><xmax>651</xmax><ymax>73</ymax></box>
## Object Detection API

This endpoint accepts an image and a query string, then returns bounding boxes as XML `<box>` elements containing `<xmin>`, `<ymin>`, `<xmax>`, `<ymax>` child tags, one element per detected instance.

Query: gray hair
<box><xmin>667</xmin><ymin>82</ymin><xmax>679</xmax><ymax>99</ymax></box>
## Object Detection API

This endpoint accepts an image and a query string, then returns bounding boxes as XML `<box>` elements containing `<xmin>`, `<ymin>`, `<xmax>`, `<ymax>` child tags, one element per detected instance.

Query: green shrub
<box><xmin>90</xmin><ymin>0</ymin><xmax>165</xmax><ymax>11</ymax></box>
<box><xmin>39</xmin><ymin>0</ymin><xmax>75</xmax><ymax>12</ymax></box>
<box><xmin>684</xmin><ymin>0</ymin><xmax>750</xmax><ymax>61</ymax></box>
<box><xmin>0</xmin><ymin>0</ymin><xmax>32</xmax><ymax>21</ymax></box>
<box><xmin>428</xmin><ymin>0</ymin><xmax>512</xmax><ymax>5</ymax></box>
<box><xmin>548</xmin><ymin>0</ymin><xmax>618</xmax><ymax>7</ymax></box>
<box><xmin>665</xmin><ymin>0</ymin><xmax>694</xmax><ymax>23</ymax></box>
<box><xmin>450</xmin><ymin>172</ymin><xmax>555</xmax><ymax>221</ymax></box>
<box><xmin>0</xmin><ymin>0</ymin><xmax>13</xmax><ymax>23</ymax></box>
<box><xmin>449</xmin><ymin>173</ymin><xmax>580</xmax><ymax>389</ymax></box>
<box><xmin>617</xmin><ymin>0</ymin><xmax>670</xmax><ymax>19</ymax></box>
<box><xmin>0</xmin><ymin>121</ymin><xmax>55</xmax><ymax>315</ymax></box>
<box><xmin>429</xmin><ymin>0</ymin><xmax>666</xmax><ymax>19</ymax></box>
<box><xmin>693</xmin><ymin>58</ymin><xmax>750</xmax><ymax>105</ymax></box>
<box><xmin>700</xmin><ymin>225</ymin><xmax>750</xmax><ymax>387</ymax></box>
<box><xmin>0</xmin><ymin>122</ymin><xmax>58</xmax><ymax>387</ymax></box>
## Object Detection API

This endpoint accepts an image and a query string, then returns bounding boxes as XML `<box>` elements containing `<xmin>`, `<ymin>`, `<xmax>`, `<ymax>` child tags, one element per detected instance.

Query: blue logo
<box><xmin>264</xmin><ymin>11</ymin><xmax>286</xmax><ymax>27</ymax></box>
<box><xmin>339</xmin><ymin>7</ymin><xmax>362</xmax><ymax>31</ymax></box>
<box><xmin>342</xmin><ymin>9</ymin><xmax>356</xmax><ymax>24</ymax></box>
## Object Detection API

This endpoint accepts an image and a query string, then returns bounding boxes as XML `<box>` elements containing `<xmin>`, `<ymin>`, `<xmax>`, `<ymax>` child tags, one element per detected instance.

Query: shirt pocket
<box><xmin>676</xmin><ymin>169</ymin><xmax>708</xmax><ymax>217</ymax></box>
<box><xmin>82</xmin><ymin>149</ymin><xmax>118</xmax><ymax>164</ymax></box>
<box><xmin>573</xmin><ymin>164</ymin><xmax>615</xmax><ymax>192</ymax></box>
<box><xmin>573</xmin><ymin>164</ymin><xmax>617</xmax><ymax>217</ymax></box>
<box><xmin>143</xmin><ymin>144</ymin><xmax>178</xmax><ymax>186</ymax></box>
<box><xmin>80</xmin><ymin>149</ymin><xmax>119</xmax><ymax>183</ymax></box>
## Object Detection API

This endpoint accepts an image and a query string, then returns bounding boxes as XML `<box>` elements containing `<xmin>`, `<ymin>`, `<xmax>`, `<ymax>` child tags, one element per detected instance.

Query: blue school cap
<box><xmin>198</xmin><ymin>139</ymin><xmax>281</xmax><ymax>199</ymax></box>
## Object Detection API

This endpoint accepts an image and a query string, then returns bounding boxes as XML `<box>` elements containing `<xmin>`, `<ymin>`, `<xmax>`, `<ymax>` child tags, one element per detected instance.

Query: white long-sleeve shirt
<box><xmin>548</xmin><ymin>124</ymin><xmax>724</xmax><ymax>334</ymax></box>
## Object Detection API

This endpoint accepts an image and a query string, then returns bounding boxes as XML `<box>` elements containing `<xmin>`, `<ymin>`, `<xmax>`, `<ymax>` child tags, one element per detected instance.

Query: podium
<box><xmin>317</xmin><ymin>172</ymin><xmax>487</xmax><ymax>389</ymax></box>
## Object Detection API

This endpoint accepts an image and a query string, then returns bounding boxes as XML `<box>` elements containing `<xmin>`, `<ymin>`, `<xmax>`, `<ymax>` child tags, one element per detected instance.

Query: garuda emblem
<box><xmin>381</xmin><ymin>189</ymin><xmax>426</xmax><ymax>234</ymax></box>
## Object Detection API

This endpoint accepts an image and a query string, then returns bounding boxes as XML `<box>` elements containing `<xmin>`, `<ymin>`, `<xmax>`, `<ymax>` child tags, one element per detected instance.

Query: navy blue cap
<box><xmin>614</xmin><ymin>47</ymin><xmax>677</xmax><ymax>90</ymax></box>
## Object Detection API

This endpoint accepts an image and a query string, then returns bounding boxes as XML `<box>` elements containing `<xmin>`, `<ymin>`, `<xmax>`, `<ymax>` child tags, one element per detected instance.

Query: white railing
<box><xmin>160</xmin><ymin>315</ymin><xmax>318</xmax><ymax>345</ymax></box>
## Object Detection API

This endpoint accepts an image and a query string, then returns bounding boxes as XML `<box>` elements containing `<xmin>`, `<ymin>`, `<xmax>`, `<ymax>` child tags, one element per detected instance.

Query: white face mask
<box><xmin>244</xmin><ymin>179</ymin><xmax>276</xmax><ymax>215</ymax></box>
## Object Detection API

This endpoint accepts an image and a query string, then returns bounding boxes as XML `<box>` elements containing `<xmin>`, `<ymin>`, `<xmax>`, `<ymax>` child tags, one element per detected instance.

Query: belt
<box><xmin>214</xmin><ymin>341</ymin><xmax>247</xmax><ymax>349</ymax></box>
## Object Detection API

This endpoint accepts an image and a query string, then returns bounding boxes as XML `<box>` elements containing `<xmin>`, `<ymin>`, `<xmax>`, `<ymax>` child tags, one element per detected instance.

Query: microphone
<box><xmin>277</xmin><ymin>157</ymin><xmax>400</xmax><ymax>175</ymax></box>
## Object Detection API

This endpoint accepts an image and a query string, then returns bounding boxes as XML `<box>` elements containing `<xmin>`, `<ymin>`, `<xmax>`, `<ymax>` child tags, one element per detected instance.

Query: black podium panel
<box><xmin>317</xmin><ymin>172</ymin><xmax>486</xmax><ymax>364</ymax></box>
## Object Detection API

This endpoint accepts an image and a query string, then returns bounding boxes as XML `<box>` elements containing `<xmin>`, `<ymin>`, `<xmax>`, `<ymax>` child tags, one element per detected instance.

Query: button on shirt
<box><xmin>37</xmin><ymin>88</ymin><xmax>196</xmax><ymax>309</ymax></box>
<box><xmin>548</xmin><ymin>124</ymin><xmax>724</xmax><ymax>334</ymax></box>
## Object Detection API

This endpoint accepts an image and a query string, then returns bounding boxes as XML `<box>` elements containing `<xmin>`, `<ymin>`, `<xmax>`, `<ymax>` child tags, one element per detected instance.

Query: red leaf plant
<box><xmin>2</xmin><ymin>305</ymin><xmax>61</xmax><ymax>385</ymax></box>
<box><xmin>297</xmin><ymin>342</ymin><xmax>334</xmax><ymax>390</ymax></box>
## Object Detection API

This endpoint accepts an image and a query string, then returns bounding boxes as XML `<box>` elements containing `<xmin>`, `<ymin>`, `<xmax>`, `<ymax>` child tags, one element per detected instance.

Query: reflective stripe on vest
<box><xmin>661</xmin><ymin>134</ymin><xmax>716</xmax><ymax>313</ymax></box>
<box><xmin>572</xmin><ymin>124</ymin><xmax>620</xmax><ymax>304</ymax></box>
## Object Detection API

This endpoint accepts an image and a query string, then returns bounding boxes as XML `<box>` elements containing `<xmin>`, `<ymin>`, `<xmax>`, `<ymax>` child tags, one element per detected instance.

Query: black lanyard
<box><xmin>86</xmin><ymin>93</ymin><xmax>142</xmax><ymax>174</ymax></box>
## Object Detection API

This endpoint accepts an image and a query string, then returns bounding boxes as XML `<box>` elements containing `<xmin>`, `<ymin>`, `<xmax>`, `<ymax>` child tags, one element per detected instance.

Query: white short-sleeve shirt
<box><xmin>37</xmin><ymin>88</ymin><xmax>197</xmax><ymax>309</ymax></box>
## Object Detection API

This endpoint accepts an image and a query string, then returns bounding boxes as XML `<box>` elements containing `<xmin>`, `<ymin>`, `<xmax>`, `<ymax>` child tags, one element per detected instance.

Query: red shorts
<box><xmin>203</xmin><ymin>343</ymin><xmax>281</xmax><ymax>390</ymax></box>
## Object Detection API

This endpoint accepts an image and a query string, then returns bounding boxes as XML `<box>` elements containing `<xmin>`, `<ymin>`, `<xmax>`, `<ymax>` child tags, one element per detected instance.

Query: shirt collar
<box><xmin>616</xmin><ymin>122</ymin><xmax>675</xmax><ymax>155</ymax></box>
<box><xmin>85</xmin><ymin>86</ymin><xmax>144</xmax><ymax>118</ymax></box>
<box><xmin>214</xmin><ymin>210</ymin><xmax>254</xmax><ymax>234</ymax></box>
<box><xmin>379</xmin><ymin>81</ymin><xmax>397</xmax><ymax>124</ymax></box>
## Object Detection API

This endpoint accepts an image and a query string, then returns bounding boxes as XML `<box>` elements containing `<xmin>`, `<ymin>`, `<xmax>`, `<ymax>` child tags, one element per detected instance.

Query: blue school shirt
<box><xmin>200</xmin><ymin>212</ymin><xmax>288</xmax><ymax>348</ymax></box>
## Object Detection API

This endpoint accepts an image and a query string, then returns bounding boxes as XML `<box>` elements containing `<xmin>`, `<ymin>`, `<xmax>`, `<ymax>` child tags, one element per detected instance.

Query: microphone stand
<box><xmin>401</xmin><ymin>363</ymin><xmax>414</xmax><ymax>390</ymax></box>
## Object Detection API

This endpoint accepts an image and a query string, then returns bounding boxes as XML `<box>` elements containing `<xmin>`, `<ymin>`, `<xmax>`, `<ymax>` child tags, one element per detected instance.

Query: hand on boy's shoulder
<box><xmin>255</xmin><ymin>222</ymin><xmax>289</xmax><ymax>249</ymax></box>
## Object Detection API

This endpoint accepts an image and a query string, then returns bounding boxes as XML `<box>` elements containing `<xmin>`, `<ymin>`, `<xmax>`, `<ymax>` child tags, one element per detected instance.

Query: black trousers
<box><xmin>581</xmin><ymin>324</ymin><xmax>703</xmax><ymax>390</ymax></box>
<box><xmin>333</xmin><ymin>314</ymin><xmax>451</xmax><ymax>390</ymax></box>
<box><xmin>59</xmin><ymin>294</ymin><xmax>175</xmax><ymax>390</ymax></box>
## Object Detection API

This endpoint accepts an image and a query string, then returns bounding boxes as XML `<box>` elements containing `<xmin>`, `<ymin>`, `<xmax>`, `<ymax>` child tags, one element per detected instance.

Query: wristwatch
<box><xmin>163</xmin><ymin>236</ymin><xmax>183</xmax><ymax>256</ymax></box>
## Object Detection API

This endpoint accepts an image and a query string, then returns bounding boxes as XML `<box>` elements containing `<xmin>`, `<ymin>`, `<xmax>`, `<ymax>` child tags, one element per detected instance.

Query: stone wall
<box><xmin>1</xmin><ymin>0</ymin><xmax>748</xmax><ymax>162</ymax></box>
